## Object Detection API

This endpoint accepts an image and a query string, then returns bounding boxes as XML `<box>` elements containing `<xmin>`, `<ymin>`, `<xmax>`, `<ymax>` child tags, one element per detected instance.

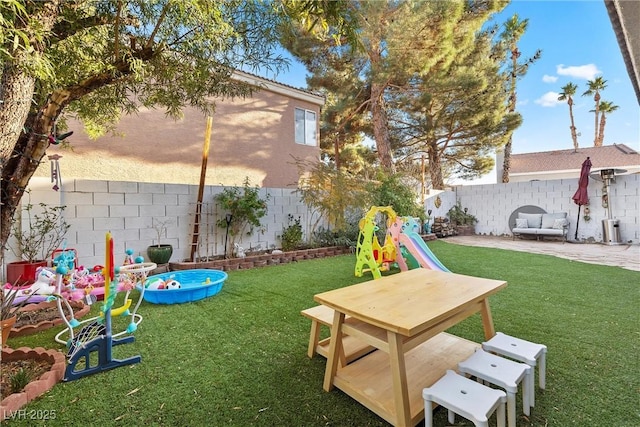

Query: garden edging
<box><xmin>1</xmin><ymin>347</ymin><xmax>66</xmax><ymax>420</ymax></box>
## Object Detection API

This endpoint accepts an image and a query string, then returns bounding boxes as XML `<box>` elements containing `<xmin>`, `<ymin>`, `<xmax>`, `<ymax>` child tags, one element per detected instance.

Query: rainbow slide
<box><xmin>398</xmin><ymin>228</ymin><xmax>450</xmax><ymax>273</ymax></box>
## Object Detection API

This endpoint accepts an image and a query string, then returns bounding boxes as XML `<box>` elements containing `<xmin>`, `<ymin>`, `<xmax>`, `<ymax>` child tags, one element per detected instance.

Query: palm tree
<box><xmin>558</xmin><ymin>82</ymin><xmax>579</xmax><ymax>151</ymax></box>
<box><xmin>582</xmin><ymin>76</ymin><xmax>607</xmax><ymax>146</ymax></box>
<box><xmin>593</xmin><ymin>101</ymin><xmax>619</xmax><ymax>146</ymax></box>
<box><xmin>500</xmin><ymin>14</ymin><xmax>541</xmax><ymax>183</ymax></box>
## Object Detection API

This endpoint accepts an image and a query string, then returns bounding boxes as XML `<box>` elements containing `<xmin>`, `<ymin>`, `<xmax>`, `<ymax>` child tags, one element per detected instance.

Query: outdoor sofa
<box><xmin>509</xmin><ymin>206</ymin><xmax>569</xmax><ymax>241</ymax></box>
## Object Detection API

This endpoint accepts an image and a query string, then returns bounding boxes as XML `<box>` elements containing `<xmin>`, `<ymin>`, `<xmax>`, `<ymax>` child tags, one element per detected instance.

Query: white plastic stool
<box><xmin>422</xmin><ymin>370</ymin><xmax>507</xmax><ymax>427</ymax></box>
<box><xmin>458</xmin><ymin>349</ymin><xmax>532</xmax><ymax>427</ymax></box>
<box><xmin>482</xmin><ymin>332</ymin><xmax>547</xmax><ymax>407</ymax></box>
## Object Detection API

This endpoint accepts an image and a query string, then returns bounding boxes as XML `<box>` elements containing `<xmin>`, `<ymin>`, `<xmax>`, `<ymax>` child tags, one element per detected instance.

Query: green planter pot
<box><xmin>147</xmin><ymin>245</ymin><xmax>173</xmax><ymax>264</ymax></box>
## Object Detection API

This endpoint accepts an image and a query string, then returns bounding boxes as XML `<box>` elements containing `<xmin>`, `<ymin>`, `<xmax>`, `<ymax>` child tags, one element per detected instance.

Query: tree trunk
<box><xmin>370</xmin><ymin>81</ymin><xmax>395</xmax><ymax>173</ymax></box>
<box><xmin>593</xmin><ymin>93</ymin><xmax>600</xmax><ymax>146</ymax></box>
<box><xmin>501</xmin><ymin>44</ymin><xmax>518</xmax><ymax>184</ymax></box>
<box><xmin>568</xmin><ymin>100</ymin><xmax>579</xmax><ymax>151</ymax></box>
<box><xmin>501</xmin><ymin>138</ymin><xmax>512</xmax><ymax>184</ymax></box>
<box><xmin>596</xmin><ymin>114</ymin><xmax>606</xmax><ymax>147</ymax></box>
<box><xmin>427</xmin><ymin>141</ymin><xmax>444</xmax><ymax>190</ymax></box>
<box><xmin>1</xmin><ymin>1</ymin><xmax>63</xmax><ymax>269</ymax></box>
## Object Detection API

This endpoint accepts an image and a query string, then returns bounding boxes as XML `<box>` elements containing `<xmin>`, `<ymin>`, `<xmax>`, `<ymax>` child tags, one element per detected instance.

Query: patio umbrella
<box><xmin>572</xmin><ymin>156</ymin><xmax>592</xmax><ymax>240</ymax></box>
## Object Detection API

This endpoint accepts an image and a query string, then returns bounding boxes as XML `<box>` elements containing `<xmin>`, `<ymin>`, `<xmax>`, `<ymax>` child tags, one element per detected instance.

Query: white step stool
<box><xmin>482</xmin><ymin>332</ymin><xmax>547</xmax><ymax>407</ymax></box>
<box><xmin>458</xmin><ymin>349</ymin><xmax>532</xmax><ymax>427</ymax></box>
<box><xmin>422</xmin><ymin>370</ymin><xmax>507</xmax><ymax>427</ymax></box>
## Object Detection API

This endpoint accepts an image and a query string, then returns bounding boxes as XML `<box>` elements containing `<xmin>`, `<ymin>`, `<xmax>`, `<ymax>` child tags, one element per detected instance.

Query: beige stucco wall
<box><xmin>34</xmin><ymin>81</ymin><xmax>322</xmax><ymax>189</ymax></box>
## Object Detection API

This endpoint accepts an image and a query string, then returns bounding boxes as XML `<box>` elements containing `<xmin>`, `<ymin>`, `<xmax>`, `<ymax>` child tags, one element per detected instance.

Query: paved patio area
<box><xmin>445</xmin><ymin>235</ymin><xmax>640</xmax><ymax>272</ymax></box>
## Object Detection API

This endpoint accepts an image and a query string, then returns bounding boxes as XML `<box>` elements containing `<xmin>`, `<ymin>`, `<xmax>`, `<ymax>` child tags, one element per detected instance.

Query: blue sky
<box><xmin>260</xmin><ymin>0</ymin><xmax>639</xmax><ymax>156</ymax></box>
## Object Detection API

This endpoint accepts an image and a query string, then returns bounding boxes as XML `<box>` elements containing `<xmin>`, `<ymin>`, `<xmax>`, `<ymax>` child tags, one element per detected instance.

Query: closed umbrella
<box><xmin>572</xmin><ymin>157</ymin><xmax>592</xmax><ymax>240</ymax></box>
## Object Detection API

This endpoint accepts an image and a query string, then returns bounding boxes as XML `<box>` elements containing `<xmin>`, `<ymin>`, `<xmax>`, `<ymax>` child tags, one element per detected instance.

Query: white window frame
<box><xmin>295</xmin><ymin>107</ymin><xmax>317</xmax><ymax>146</ymax></box>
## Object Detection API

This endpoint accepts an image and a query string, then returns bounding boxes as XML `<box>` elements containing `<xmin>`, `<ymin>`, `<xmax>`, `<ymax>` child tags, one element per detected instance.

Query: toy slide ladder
<box><xmin>190</xmin><ymin>116</ymin><xmax>213</xmax><ymax>262</ymax></box>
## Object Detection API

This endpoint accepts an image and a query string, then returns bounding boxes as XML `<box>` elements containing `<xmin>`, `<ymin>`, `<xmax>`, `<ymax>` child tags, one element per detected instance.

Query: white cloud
<box><xmin>542</xmin><ymin>74</ymin><xmax>558</xmax><ymax>83</ymax></box>
<box><xmin>556</xmin><ymin>64</ymin><xmax>601</xmax><ymax>80</ymax></box>
<box><xmin>535</xmin><ymin>91</ymin><xmax>561</xmax><ymax>107</ymax></box>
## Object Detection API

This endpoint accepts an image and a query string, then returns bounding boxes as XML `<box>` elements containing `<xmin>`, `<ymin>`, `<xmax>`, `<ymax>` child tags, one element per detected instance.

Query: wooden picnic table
<box><xmin>314</xmin><ymin>268</ymin><xmax>507</xmax><ymax>427</ymax></box>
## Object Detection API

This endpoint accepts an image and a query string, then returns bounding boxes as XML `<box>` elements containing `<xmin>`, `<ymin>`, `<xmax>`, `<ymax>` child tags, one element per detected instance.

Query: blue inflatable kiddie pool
<box><xmin>140</xmin><ymin>269</ymin><xmax>227</xmax><ymax>304</ymax></box>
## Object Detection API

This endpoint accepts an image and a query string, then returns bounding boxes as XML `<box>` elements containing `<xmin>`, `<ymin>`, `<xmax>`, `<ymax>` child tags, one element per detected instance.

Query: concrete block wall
<box><xmin>5</xmin><ymin>173</ymin><xmax>638</xmax><ymax>280</ymax></box>
<box><xmin>447</xmin><ymin>173</ymin><xmax>639</xmax><ymax>244</ymax></box>
<box><xmin>5</xmin><ymin>178</ymin><xmax>314</xmax><ymax>271</ymax></box>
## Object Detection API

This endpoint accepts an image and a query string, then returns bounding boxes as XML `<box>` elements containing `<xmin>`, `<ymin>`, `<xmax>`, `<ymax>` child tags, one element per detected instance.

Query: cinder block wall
<box><xmin>5</xmin><ymin>173</ymin><xmax>638</xmax><ymax>278</ymax></box>
<box><xmin>6</xmin><ymin>177</ymin><xmax>314</xmax><ymax>270</ymax></box>
<box><xmin>426</xmin><ymin>174</ymin><xmax>638</xmax><ymax>244</ymax></box>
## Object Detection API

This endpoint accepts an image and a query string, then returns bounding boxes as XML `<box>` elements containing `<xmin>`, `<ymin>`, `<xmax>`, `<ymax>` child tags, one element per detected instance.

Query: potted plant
<box><xmin>1</xmin><ymin>286</ymin><xmax>35</xmax><ymax>346</ymax></box>
<box><xmin>6</xmin><ymin>197</ymin><xmax>70</xmax><ymax>286</ymax></box>
<box><xmin>447</xmin><ymin>201</ymin><xmax>477</xmax><ymax>236</ymax></box>
<box><xmin>146</xmin><ymin>218</ymin><xmax>173</xmax><ymax>264</ymax></box>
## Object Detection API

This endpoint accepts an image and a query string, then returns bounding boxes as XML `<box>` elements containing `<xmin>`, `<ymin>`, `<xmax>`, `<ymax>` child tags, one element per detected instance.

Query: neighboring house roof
<box><xmin>605</xmin><ymin>0</ymin><xmax>640</xmax><ymax>103</ymax></box>
<box><xmin>232</xmin><ymin>70</ymin><xmax>324</xmax><ymax>106</ymax></box>
<box><xmin>511</xmin><ymin>144</ymin><xmax>640</xmax><ymax>176</ymax></box>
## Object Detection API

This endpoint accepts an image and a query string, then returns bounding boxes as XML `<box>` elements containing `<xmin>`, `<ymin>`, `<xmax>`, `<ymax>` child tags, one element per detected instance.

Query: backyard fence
<box><xmin>3</xmin><ymin>173</ymin><xmax>638</xmax><ymax>280</ymax></box>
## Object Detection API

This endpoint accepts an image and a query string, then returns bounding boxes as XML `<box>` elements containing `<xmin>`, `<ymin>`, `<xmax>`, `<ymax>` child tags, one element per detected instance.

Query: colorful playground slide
<box><xmin>398</xmin><ymin>228</ymin><xmax>450</xmax><ymax>272</ymax></box>
<box><xmin>355</xmin><ymin>207</ymin><xmax>450</xmax><ymax>278</ymax></box>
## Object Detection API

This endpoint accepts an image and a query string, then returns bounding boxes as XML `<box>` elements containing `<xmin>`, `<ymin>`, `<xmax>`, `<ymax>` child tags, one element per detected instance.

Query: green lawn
<box><xmin>5</xmin><ymin>241</ymin><xmax>639</xmax><ymax>426</ymax></box>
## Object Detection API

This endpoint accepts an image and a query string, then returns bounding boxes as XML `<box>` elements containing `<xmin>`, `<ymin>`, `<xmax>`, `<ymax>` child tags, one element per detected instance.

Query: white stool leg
<box><xmin>523</xmin><ymin>367</ymin><xmax>532</xmax><ymax>415</ymax></box>
<box><xmin>506</xmin><ymin>391</ymin><xmax>516</xmax><ymax>427</ymax></box>
<box><xmin>423</xmin><ymin>399</ymin><xmax>433</xmax><ymax>427</ymax></box>
<box><xmin>496</xmin><ymin>397</ymin><xmax>506</xmax><ymax>427</ymax></box>
<box><xmin>539</xmin><ymin>351</ymin><xmax>546</xmax><ymax>389</ymax></box>
<box><xmin>529</xmin><ymin>364</ymin><xmax>536</xmax><ymax>407</ymax></box>
<box><xmin>448</xmin><ymin>409</ymin><xmax>455</xmax><ymax>424</ymax></box>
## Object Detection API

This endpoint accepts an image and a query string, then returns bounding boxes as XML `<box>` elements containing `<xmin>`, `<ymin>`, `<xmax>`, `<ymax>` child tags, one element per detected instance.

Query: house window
<box><xmin>295</xmin><ymin>108</ymin><xmax>317</xmax><ymax>146</ymax></box>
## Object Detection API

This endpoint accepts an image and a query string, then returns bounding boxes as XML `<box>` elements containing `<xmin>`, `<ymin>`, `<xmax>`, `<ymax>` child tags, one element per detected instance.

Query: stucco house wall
<box><xmin>33</xmin><ymin>71</ymin><xmax>324</xmax><ymax>189</ymax></box>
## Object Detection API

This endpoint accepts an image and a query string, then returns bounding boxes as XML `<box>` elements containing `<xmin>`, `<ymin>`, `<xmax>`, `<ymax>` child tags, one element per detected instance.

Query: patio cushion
<box><xmin>513</xmin><ymin>228</ymin><xmax>537</xmax><ymax>235</ymax></box>
<box><xmin>515</xmin><ymin>218</ymin><xmax>528</xmax><ymax>228</ymax></box>
<box><xmin>541</xmin><ymin>212</ymin><xmax>568</xmax><ymax>228</ymax></box>
<box><xmin>519</xmin><ymin>213</ymin><xmax>543</xmax><ymax>229</ymax></box>
<box><xmin>537</xmin><ymin>228</ymin><xmax>564</xmax><ymax>236</ymax></box>
<box><xmin>553</xmin><ymin>219</ymin><xmax>567</xmax><ymax>230</ymax></box>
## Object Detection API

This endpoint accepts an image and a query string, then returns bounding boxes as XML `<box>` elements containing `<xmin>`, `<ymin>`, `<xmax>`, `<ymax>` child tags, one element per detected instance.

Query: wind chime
<box><xmin>49</xmin><ymin>154</ymin><xmax>62</xmax><ymax>191</ymax></box>
<box><xmin>45</xmin><ymin>119</ymin><xmax>73</xmax><ymax>191</ymax></box>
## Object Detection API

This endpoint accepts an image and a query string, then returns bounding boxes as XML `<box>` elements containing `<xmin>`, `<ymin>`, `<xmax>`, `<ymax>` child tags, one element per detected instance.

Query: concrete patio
<box><xmin>446</xmin><ymin>235</ymin><xmax>640</xmax><ymax>272</ymax></box>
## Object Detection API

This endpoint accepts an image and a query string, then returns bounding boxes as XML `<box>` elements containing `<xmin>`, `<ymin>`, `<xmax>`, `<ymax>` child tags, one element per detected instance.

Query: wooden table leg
<box><xmin>388</xmin><ymin>331</ymin><xmax>411</xmax><ymax>427</ymax></box>
<box><xmin>480</xmin><ymin>299</ymin><xmax>496</xmax><ymax>340</ymax></box>
<box><xmin>323</xmin><ymin>310</ymin><xmax>345</xmax><ymax>392</ymax></box>
<box><xmin>307</xmin><ymin>320</ymin><xmax>321</xmax><ymax>358</ymax></box>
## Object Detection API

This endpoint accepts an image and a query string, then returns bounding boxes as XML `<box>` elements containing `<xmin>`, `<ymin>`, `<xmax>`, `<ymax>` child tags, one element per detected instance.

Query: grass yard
<box><xmin>5</xmin><ymin>240</ymin><xmax>639</xmax><ymax>426</ymax></box>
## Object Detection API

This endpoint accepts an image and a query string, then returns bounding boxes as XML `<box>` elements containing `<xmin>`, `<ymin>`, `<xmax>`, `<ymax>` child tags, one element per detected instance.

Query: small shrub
<box><xmin>214</xmin><ymin>177</ymin><xmax>270</xmax><ymax>256</ymax></box>
<box><xmin>280</xmin><ymin>215</ymin><xmax>303</xmax><ymax>251</ymax></box>
<box><xmin>312</xmin><ymin>226</ymin><xmax>355</xmax><ymax>248</ymax></box>
<box><xmin>10</xmin><ymin>193</ymin><xmax>70</xmax><ymax>262</ymax></box>
<box><xmin>10</xmin><ymin>368</ymin><xmax>30</xmax><ymax>393</ymax></box>
<box><xmin>447</xmin><ymin>201</ymin><xmax>477</xmax><ymax>225</ymax></box>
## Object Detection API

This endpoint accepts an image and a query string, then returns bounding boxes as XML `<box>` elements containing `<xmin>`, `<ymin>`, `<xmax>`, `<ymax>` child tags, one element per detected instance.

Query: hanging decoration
<box><xmin>49</xmin><ymin>154</ymin><xmax>62</xmax><ymax>191</ymax></box>
<box><xmin>47</xmin><ymin>119</ymin><xmax>73</xmax><ymax>145</ymax></box>
<box><xmin>434</xmin><ymin>195</ymin><xmax>442</xmax><ymax>208</ymax></box>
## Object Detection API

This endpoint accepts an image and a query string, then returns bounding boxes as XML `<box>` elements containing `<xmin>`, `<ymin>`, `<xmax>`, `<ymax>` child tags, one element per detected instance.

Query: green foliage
<box><xmin>280</xmin><ymin>214</ymin><xmax>304</xmax><ymax>251</ymax></box>
<box><xmin>367</xmin><ymin>173</ymin><xmax>425</xmax><ymax>220</ymax></box>
<box><xmin>296</xmin><ymin>160</ymin><xmax>370</xmax><ymax>231</ymax></box>
<box><xmin>447</xmin><ymin>201</ymin><xmax>477</xmax><ymax>225</ymax></box>
<box><xmin>9</xmin><ymin>196</ymin><xmax>70</xmax><ymax>263</ymax></box>
<box><xmin>283</xmin><ymin>1</ymin><xmax>507</xmax><ymax>176</ymax></box>
<box><xmin>10</xmin><ymin>368</ymin><xmax>30</xmax><ymax>393</ymax></box>
<box><xmin>0</xmin><ymin>284</ymin><xmax>34</xmax><ymax>320</ymax></box>
<box><xmin>311</xmin><ymin>225</ymin><xmax>356</xmax><ymax>248</ymax></box>
<box><xmin>214</xmin><ymin>177</ymin><xmax>270</xmax><ymax>242</ymax></box>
